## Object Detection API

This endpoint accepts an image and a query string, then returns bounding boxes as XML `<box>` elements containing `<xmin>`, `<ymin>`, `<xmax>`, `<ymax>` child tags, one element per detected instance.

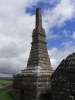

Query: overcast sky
<box><xmin>0</xmin><ymin>0</ymin><xmax>75</xmax><ymax>77</ymax></box>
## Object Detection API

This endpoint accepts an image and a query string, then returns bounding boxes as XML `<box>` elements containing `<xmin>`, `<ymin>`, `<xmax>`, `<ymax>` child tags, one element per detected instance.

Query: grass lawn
<box><xmin>0</xmin><ymin>91</ymin><xmax>15</xmax><ymax>100</ymax></box>
<box><xmin>0</xmin><ymin>79</ymin><xmax>12</xmax><ymax>88</ymax></box>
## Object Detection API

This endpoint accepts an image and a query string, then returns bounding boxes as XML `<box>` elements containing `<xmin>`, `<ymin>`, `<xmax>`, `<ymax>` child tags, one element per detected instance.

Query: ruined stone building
<box><xmin>51</xmin><ymin>52</ymin><xmax>75</xmax><ymax>100</ymax></box>
<box><xmin>12</xmin><ymin>7</ymin><xmax>54</xmax><ymax>100</ymax></box>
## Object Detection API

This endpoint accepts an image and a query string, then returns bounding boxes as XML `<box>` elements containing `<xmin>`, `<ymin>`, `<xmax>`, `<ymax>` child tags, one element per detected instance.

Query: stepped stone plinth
<box><xmin>12</xmin><ymin>7</ymin><xmax>54</xmax><ymax>100</ymax></box>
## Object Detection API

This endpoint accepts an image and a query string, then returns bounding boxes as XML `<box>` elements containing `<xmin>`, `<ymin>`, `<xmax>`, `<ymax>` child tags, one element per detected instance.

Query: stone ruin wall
<box><xmin>0</xmin><ymin>84</ymin><xmax>12</xmax><ymax>92</ymax></box>
<box><xmin>51</xmin><ymin>54</ymin><xmax>75</xmax><ymax>100</ymax></box>
<box><xmin>12</xmin><ymin>73</ymin><xmax>52</xmax><ymax>100</ymax></box>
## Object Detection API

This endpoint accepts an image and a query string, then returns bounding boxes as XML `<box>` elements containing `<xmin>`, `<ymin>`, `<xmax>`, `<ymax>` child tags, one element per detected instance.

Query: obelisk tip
<box><xmin>36</xmin><ymin>7</ymin><xmax>42</xmax><ymax>28</ymax></box>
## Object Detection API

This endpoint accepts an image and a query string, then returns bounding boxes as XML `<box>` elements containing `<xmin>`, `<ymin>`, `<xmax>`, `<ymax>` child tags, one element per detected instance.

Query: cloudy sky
<box><xmin>0</xmin><ymin>0</ymin><xmax>75</xmax><ymax>77</ymax></box>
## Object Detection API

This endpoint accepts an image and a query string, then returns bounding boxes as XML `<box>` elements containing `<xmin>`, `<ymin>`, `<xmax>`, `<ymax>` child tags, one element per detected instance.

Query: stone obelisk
<box><xmin>12</xmin><ymin>7</ymin><xmax>53</xmax><ymax>100</ymax></box>
<box><xmin>27</xmin><ymin>7</ymin><xmax>52</xmax><ymax>70</ymax></box>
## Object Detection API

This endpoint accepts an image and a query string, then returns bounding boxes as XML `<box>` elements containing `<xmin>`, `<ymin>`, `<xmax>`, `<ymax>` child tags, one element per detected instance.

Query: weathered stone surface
<box><xmin>12</xmin><ymin>7</ymin><xmax>53</xmax><ymax>100</ymax></box>
<box><xmin>36</xmin><ymin>7</ymin><xmax>42</xmax><ymax>28</ymax></box>
<box><xmin>51</xmin><ymin>52</ymin><xmax>75</xmax><ymax>100</ymax></box>
<box><xmin>12</xmin><ymin>68</ymin><xmax>53</xmax><ymax>100</ymax></box>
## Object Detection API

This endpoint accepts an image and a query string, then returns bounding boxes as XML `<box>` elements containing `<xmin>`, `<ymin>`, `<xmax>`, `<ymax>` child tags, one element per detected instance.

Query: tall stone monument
<box><xmin>12</xmin><ymin>7</ymin><xmax>53</xmax><ymax>100</ymax></box>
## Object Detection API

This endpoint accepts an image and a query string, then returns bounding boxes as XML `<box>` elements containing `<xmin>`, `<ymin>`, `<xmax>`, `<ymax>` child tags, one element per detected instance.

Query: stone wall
<box><xmin>51</xmin><ymin>53</ymin><xmax>75</xmax><ymax>100</ymax></box>
<box><xmin>0</xmin><ymin>84</ymin><xmax>12</xmax><ymax>92</ymax></box>
<box><xmin>12</xmin><ymin>67</ymin><xmax>53</xmax><ymax>100</ymax></box>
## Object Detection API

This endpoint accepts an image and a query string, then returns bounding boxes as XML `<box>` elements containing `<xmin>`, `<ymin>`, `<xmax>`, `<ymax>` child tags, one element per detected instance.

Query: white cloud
<box><xmin>63</xmin><ymin>30</ymin><xmax>70</xmax><ymax>37</ymax></box>
<box><xmin>72</xmin><ymin>31</ymin><xmax>75</xmax><ymax>39</ymax></box>
<box><xmin>0</xmin><ymin>0</ymin><xmax>41</xmax><ymax>76</ymax></box>
<box><xmin>41</xmin><ymin>0</ymin><xmax>60</xmax><ymax>5</ymax></box>
<box><xmin>0</xmin><ymin>0</ymin><xmax>75</xmax><ymax>77</ymax></box>
<box><xmin>0</xmin><ymin>73</ymin><xmax>12</xmax><ymax>77</ymax></box>
<box><xmin>43</xmin><ymin>0</ymin><xmax>75</xmax><ymax>29</ymax></box>
<box><xmin>48</xmin><ymin>41</ymin><xmax>75</xmax><ymax>69</ymax></box>
<box><xmin>42</xmin><ymin>0</ymin><xmax>75</xmax><ymax>40</ymax></box>
<box><xmin>46</xmin><ymin>31</ymin><xmax>60</xmax><ymax>40</ymax></box>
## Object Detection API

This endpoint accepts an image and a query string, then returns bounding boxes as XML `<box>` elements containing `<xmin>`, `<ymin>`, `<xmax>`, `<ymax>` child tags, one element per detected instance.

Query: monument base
<box><xmin>12</xmin><ymin>66</ymin><xmax>53</xmax><ymax>100</ymax></box>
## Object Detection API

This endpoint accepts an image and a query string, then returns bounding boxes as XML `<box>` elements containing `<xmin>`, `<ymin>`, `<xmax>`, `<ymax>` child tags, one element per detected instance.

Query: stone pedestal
<box><xmin>12</xmin><ymin>66</ymin><xmax>53</xmax><ymax>100</ymax></box>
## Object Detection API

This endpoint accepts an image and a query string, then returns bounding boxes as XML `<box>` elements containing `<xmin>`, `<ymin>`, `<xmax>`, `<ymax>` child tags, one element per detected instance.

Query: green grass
<box><xmin>0</xmin><ymin>79</ymin><xmax>14</xmax><ymax>100</ymax></box>
<box><xmin>0</xmin><ymin>91</ymin><xmax>15</xmax><ymax>100</ymax></box>
<box><xmin>0</xmin><ymin>84</ymin><xmax>3</xmax><ymax>87</ymax></box>
<box><xmin>0</xmin><ymin>79</ymin><xmax>12</xmax><ymax>88</ymax></box>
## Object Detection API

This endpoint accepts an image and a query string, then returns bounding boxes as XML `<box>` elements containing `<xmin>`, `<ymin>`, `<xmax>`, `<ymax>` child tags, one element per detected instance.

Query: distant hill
<box><xmin>0</xmin><ymin>77</ymin><xmax>13</xmax><ymax>80</ymax></box>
